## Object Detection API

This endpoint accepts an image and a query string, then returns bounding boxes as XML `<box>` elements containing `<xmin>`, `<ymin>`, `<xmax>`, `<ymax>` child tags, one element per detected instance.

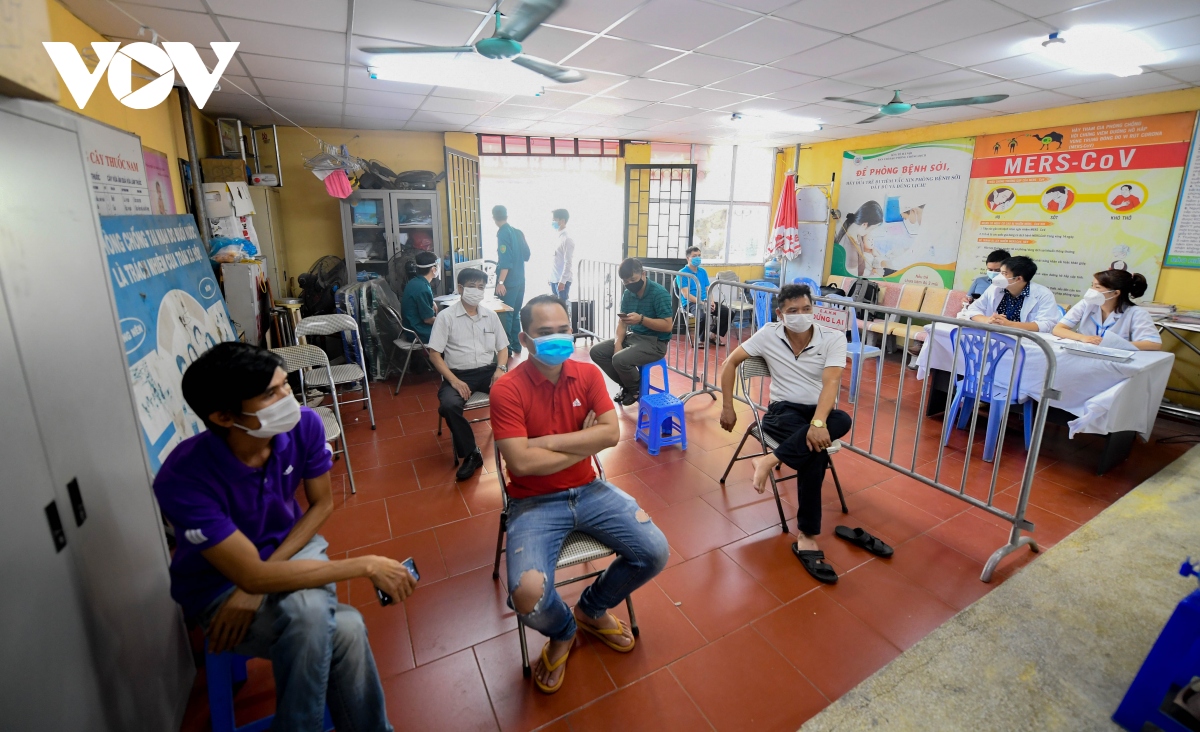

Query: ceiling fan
<box><xmin>824</xmin><ymin>90</ymin><xmax>1009</xmax><ymax>124</ymax></box>
<box><xmin>359</xmin><ymin>0</ymin><xmax>585</xmax><ymax>84</ymax></box>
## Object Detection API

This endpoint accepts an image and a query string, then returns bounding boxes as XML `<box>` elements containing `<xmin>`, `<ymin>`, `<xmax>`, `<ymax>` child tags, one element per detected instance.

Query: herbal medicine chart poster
<box><xmin>832</xmin><ymin>138</ymin><xmax>974</xmax><ymax>288</ymax></box>
<box><xmin>954</xmin><ymin>112</ymin><xmax>1196</xmax><ymax>299</ymax></box>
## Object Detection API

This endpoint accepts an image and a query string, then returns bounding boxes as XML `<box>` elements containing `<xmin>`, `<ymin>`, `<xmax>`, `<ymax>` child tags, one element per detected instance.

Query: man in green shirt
<box><xmin>401</xmin><ymin>250</ymin><xmax>438</xmax><ymax>344</ymax></box>
<box><xmin>589</xmin><ymin>258</ymin><xmax>674</xmax><ymax>405</ymax></box>
<box><xmin>492</xmin><ymin>205</ymin><xmax>530</xmax><ymax>355</ymax></box>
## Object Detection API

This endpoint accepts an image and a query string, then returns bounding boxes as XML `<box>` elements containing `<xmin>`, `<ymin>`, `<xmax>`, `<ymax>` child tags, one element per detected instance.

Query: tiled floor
<box><xmin>179</xmin><ymin>336</ymin><xmax>1196</xmax><ymax>732</ymax></box>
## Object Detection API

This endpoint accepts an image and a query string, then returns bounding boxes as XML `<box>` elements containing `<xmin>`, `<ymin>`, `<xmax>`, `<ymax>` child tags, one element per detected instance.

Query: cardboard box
<box><xmin>201</xmin><ymin>157</ymin><xmax>248</xmax><ymax>183</ymax></box>
<box><xmin>202</xmin><ymin>183</ymin><xmax>234</xmax><ymax>218</ymax></box>
<box><xmin>0</xmin><ymin>0</ymin><xmax>60</xmax><ymax>101</ymax></box>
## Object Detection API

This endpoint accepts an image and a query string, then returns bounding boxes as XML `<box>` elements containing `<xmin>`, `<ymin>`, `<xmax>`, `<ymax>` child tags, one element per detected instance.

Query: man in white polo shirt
<box><xmin>429</xmin><ymin>267</ymin><xmax>509</xmax><ymax>481</ymax></box>
<box><xmin>717</xmin><ymin>283</ymin><xmax>850</xmax><ymax>583</ymax></box>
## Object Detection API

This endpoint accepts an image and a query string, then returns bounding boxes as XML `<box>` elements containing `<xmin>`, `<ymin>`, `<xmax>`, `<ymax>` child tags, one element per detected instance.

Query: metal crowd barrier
<box><xmin>700</xmin><ymin>279</ymin><xmax>1059</xmax><ymax>582</ymax></box>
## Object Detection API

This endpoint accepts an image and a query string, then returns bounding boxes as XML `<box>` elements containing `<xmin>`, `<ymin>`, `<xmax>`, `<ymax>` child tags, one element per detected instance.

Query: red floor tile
<box><xmin>435</xmin><ymin>511</ymin><xmax>503</xmax><ymax>577</ymax></box>
<box><xmin>594</xmin><ymin>581</ymin><xmax>706</xmax><ymax>688</ymax></box>
<box><xmin>460</xmin><ymin>472</ymin><xmax>505</xmax><ymax>516</ymax></box>
<box><xmin>924</xmin><ymin>511</ymin><xmax>1017</xmax><ymax>567</ymax></box>
<box><xmin>381</xmin><ymin>649</ymin><xmax>499</xmax><ymax>732</ymax></box>
<box><xmin>358</xmin><ymin>599</ymin><xmax>415</xmax><ymax>679</ymax></box>
<box><xmin>671</xmin><ymin>626</ymin><xmax>828</xmax><ymax>732</ymax></box>
<box><xmin>873</xmin><ymin>473</ymin><xmax>969</xmax><ymax>521</ymax></box>
<box><xmin>827</xmin><ymin>451</ymin><xmax>903</xmax><ymax>494</ymax></box>
<box><xmin>566</xmin><ymin>669</ymin><xmax>711</xmax><ymax>732</ymax></box>
<box><xmin>656</xmin><ymin>549</ymin><xmax>780</xmax><ymax>641</ymax></box>
<box><xmin>887</xmin><ymin>534</ymin><xmax>992</xmax><ymax>611</ymax></box>
<box><xmin>340</xmin><ymin>462</ymin><xmax>421</xmax><ymax>506</ymax></box>
<box><xmin>375</xmin><ymin>431</ymin><xmax>446</xmax><ymax>467</ymax></box>
<box><xmin>347</xmin><ymin>530</ymin><xmax>450</xmax><ymax>606</ymax></box>
<box><xmin>822</xmin><ymin>560</ymin><xmax>959</xmax><ymax>651</ymax></box>
<box><xmin>685</xmin><ymin>442</ymin><xmax>755</xmax><ymax>485</ymax></box>
<box><xmin>720</xmin><ymin>528</ymin><xmax>823</xmax><ymax>603</ymax></box>
<box><xmin>636</xmin><ymin>460</ymin><xmax>721</xmax><ymax>505</ymax></box>
<box><xmin>754</xmin><ymin>590</ymin><xmax>900</xmax><ymax>700</ymax></box>
<box><xmin>411</xmin><ymin>452</ymin><xmax>470</xmax><ymax>489</ymax></box>
<box><xmin>343</xmin><ymin>415</ymin><xmax>406</xmax><ymax>445</ymax></box>
<box><xmin>700</xmin><ymin>479</ymin><xmax>796</xmax><ymax>536</ymax></box>
<box><xmin>606</xmin><ymin>473</ymin><xmax>670</xmax><ymax>513</ymax></box>
<box><xmin>405</xmin><ymin>566</ymin><xmax>516</xmax><ymax>666</ymax></box>
<box><xmin>652</xmin><ymin>496</ymin><xmax>747</xmax><ymax>560</ymax></box>
<box><xmin>598</xmin><ymin>440</ymin><xmax>660</xmax><ymax>478</ymax></box>
<box><xmin>840</xmin><ymin>486</ymin><xmax>942</xmax><ymax>547</ymax></box>
<box><xmin>398</xmin><ymin>408</ymin><xmax>442</xmax><ymax>435</ymax></box>
<box><xmin>385</xmin><ymin>483</ymin><xmax>471</xmax><ymax>536</ymax></box>
<box><xmin>321</xmin><ymin>499</ymin><xmax>394</xmax><ymax>554</ymax></box>
<box><xmin>1019</xmin><ymin>481</ymin><xmax>1111</xmax><ymax>524</ymax></box>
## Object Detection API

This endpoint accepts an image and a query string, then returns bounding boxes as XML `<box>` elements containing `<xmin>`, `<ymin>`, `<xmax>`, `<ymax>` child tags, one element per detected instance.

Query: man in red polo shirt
<box><xmin>490</xmin><ymin>295</ymin><xmax>669</xmax><ymax>695</ymax></box>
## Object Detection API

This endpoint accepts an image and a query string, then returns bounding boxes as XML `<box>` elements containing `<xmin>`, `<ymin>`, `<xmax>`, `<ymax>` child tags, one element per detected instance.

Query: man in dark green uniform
<box><xmin>589</xmin><ymin>258</ymin><xmax>674</xmax><ymax>405</ymax></box>
<box><xmin>492</xmin><ymin>205</ymin><xmax>530</xmax><ymax>355</ymax></box>
<box><xmin>401</xmin><ymin>250</ymin><xmax>438</xmax><ymax>344</ymax></box>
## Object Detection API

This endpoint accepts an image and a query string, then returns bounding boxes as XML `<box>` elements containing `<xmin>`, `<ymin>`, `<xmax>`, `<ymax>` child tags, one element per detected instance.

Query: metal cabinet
<box><xmin>340</xmin><ymin>189</ymin><xmax>444</xmax><ymax>290</ymax></box>
<box><xmin>0</xmin><ymin>98</ymin><xmax>193</xmax><ymax>731</ymax></box>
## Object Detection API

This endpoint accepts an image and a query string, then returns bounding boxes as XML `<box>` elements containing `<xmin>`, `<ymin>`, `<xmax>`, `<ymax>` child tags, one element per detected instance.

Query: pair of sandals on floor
<box><xmin>537</xmin><ymin>611</ymin><xmax>634</xmax><ymax>694</ymax></box>
<box><xmin>792</xmin><ymin>526</ymin><xmax>894</xmax><ymax>584</ymax></box>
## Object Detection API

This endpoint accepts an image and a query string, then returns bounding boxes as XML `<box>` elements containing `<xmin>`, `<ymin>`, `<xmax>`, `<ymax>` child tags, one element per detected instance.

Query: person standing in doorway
<box><xmin>493</xmin><ymin>205</ymin><xmax>530</xmax><ymax>355</ymax></box>
<box><xmin>550</xmin><ymin>208</ymin><xmax>574</xmax><ymax>302</ymax></box>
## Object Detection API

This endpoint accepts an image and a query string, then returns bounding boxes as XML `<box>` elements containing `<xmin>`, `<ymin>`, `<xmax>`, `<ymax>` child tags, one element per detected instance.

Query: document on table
<box><xmin>1047</xmin><ymin>335</ymin><xmax>1135</xmax><ymax>362</ymax></box>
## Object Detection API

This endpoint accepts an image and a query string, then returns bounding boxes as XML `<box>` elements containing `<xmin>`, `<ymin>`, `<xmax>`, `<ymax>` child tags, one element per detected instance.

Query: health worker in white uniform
<box><xmin>1052</xmin><ymin>268</ymin><xmax>1162</xmax><ymax>351</ymax></box>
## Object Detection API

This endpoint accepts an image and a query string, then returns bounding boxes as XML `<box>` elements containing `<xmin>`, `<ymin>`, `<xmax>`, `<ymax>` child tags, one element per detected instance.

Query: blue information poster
<box><xmin>100</xmin><ymin>215</ymin><xmax>235</xmax><ymax>472</ymax></box>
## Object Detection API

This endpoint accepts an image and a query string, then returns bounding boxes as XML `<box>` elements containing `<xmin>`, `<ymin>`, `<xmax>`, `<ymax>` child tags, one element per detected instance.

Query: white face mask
<box><xmin>1082</xmin><ymin>287</ymin><xmax>1114</xmax><ymax>306</ymax></box>
<box><xmin>991</xmin><ymin>275</ymin><xmax>1009</xmax><ymax>289</ymax></box>
<box><xmin>236</xmin><ymin>394</ymin><xmax>301</xmax><ymax>438</ymax></box>
<box><xmin>783</xmin><ymin>313</ymin><xmax>813</xmax><ymax>333</ymax></box>
<box><xmin>461</xmin><ymin>287</ymin><xmax>485</xmax><ymax>306</ymax></box>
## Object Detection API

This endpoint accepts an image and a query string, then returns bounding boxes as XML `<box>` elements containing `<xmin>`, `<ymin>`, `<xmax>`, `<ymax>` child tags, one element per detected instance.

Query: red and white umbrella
<box><xmin>770</xmin><ymin>172</ymin><xmax>800</xmax><ymax>260</ymax></box>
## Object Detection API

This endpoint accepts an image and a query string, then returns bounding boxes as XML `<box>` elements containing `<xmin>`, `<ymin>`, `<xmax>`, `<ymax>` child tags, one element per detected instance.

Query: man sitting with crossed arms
<box><xmin>490</xmin><ymin>294</ymin><xmax>669</xmax><ymax>695</ymax></box>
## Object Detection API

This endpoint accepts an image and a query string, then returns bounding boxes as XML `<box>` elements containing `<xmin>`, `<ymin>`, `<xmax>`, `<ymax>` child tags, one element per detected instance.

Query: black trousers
<box><xmin>687</xmin><ymin>300</ymin><xmax>731</xmax><ymax>337</ymax></box>
<box><xmin>760</xmin><ymin>402</ymin><xmax>852</xmax><ymax>536</ymax></box>
<box><xmin>437</xmin><ymin>365</ymin><xmax>495</xmax><ymax>458</ymax></box>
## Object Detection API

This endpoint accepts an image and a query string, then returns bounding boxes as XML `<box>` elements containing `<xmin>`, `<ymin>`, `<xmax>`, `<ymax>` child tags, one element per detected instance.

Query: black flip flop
<box><xmin>791</xmin><ymin>544</ymin><xmax>838</xmax><ymax>584</ymax></box>
<box><xmin>834</xmin><ymin>526</ymin><xmax>894</xmax><ymax>558</ymax></box>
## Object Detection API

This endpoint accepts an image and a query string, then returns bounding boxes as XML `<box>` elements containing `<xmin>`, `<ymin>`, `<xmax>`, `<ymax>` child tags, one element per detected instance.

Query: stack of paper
<box><xmin>1141</xmin><ymin>301</ymin><xmax>1176</xmax><ymax>318</ymax></box>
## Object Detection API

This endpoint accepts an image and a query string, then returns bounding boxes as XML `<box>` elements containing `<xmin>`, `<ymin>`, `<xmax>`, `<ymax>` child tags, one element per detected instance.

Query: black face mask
<box><xmin>624</xmin><ymin>278</ymin><xmax>644</xmax><ymax>295</ymax></box>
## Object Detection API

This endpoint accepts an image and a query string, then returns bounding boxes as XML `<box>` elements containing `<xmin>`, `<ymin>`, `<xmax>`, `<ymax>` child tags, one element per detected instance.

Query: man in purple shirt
<box><xmin>154</xmin><ymin>343</ymin><xmax>414</xmax><ymax>731</ymax></box>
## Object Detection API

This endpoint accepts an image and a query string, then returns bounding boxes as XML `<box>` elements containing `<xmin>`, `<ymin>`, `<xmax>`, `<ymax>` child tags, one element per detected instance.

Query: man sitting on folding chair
<box><xmin>718</xmin><ymin>283</ymin><xmax>852</xmax><ymax>584</ymax></box>
<box><xmin>490</xmin><ymin>295</ymin><xmax>669</xmax><ymax>695</ymax></box>
<box><xmin>428</xmin><ymin>267</ymin><xmax>510</xmax><ymax>481</ymax></box>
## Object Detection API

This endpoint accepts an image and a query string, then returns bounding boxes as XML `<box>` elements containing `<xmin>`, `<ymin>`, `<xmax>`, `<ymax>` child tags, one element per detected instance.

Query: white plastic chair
<box><xmin>271</xmin><ymin>344</ymin><xmax>356</xmax><ymax>494</ymax></box>
<box><xmin>295</xmin><ymin>314</ymin><xmax>376</xmax><ymax>430</ymax></box>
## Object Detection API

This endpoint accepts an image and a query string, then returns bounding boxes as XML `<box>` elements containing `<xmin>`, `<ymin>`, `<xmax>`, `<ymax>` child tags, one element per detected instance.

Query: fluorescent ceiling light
<box><xmin>369</xmin><ymin>53</ymin><xmax>547</xmax><ymax>96</ymax></box>
<box><xmin>1030</xmin><ymin>26</ymin><xmax>1167</xmax><ymax>77</ymax></box>
<box><xmin>726</xmin><ymin>111</ymin><xmax>822</xmax><ymax>133</ymax></box>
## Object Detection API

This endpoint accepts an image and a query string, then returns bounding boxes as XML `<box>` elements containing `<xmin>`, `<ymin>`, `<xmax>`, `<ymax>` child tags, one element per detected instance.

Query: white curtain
<box><xmin>480</xmin><ymin>155</ymin><xmax>623</xmax><ymax>292</ymax></box>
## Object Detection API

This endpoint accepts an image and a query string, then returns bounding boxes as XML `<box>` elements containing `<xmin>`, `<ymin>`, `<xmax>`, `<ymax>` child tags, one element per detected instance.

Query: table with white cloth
<box><xmin>915</xmin><ymin>323</ymin><xmax>1174</xmax><ymax>474</ymax></box>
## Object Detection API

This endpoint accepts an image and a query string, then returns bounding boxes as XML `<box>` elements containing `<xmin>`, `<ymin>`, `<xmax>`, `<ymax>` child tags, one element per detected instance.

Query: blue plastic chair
<box><xmin>941</xmin><ymin>327</ymin><xmax>1033</xmax><ymax>462</ymax></box>
<box><xmin>748</xmin><ymin>280</ymin><xmax>775</xmax><ymax>330</ymax></box>
<box><xmin>635</xmin><ymin>358</ymin><xmax>686</xmax><ymax>456</ymax></box>
<box><xmin>207</xmin><ymin>651</ymin><xmax>334</xmax><ymax>732</ymax></box>
<box><xmin>793</xmin><ymin>276</ymin><xmax>822</xmax><ymax>293</ymax></box>
<box><xmin>841</xmin><ymin>303</ymin><xmax>882</xmax><ymax>404</ymax></box>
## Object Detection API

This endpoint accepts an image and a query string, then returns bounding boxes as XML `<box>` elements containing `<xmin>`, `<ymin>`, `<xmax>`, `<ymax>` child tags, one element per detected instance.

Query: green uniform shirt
<box><xmin>401</xmin><ymin>275</ymin><xmax>435</xmax><ymax>343</ymax></box>
<box><xmin>495</xmin><ymin>223</ymin><xmax>529</xmax><ymax>288</ymax></box>
<box><xmin>620</xmin><ymin>279</ymin><xmax>674</xmax><ymax>341</ymax></box>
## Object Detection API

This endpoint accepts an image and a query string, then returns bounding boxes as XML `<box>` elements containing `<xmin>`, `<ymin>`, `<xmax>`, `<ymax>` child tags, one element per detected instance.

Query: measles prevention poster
<box><xmin>832</xmin><ymin>138</ymin><xmax>974</xmax><ymax>288</ymax></box>
<box><xmin>954</xmin><ymin>112</ymin><xmax>1195</xmax><ymax>300</ymax></box>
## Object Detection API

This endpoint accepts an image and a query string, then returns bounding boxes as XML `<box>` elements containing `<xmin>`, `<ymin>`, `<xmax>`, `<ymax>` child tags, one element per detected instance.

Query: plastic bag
<box><xmin>208</xmin><ymin>236</ymin><xmax>258</xmax><ymax>263</ymax></box>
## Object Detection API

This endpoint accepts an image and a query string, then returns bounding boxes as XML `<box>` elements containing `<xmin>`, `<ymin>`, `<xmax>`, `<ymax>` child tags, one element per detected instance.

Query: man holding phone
<box><xmin>589</xmin><ymin>257</ymin><xmax>674</xmax><ymax>405</ymax></box>
<box><xmin>154</xmin><ymin>343</ymin><xmax>414</xmax><ymax>732</ymax></box>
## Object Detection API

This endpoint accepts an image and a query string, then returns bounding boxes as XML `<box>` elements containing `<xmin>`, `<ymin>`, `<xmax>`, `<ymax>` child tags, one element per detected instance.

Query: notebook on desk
<box><xmin>1055</xmin><ymin>340</ymin><xmax>1135</xmax><ymax>362</ymax></box>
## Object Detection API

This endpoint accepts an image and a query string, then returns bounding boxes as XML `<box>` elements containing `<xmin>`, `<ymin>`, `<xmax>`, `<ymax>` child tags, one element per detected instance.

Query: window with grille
<box><xmin>477</xmin><ymin>135</ymin><xmax>620</xmax><ymax>157</ymax></box>
<box><xmin>624</xmin><ymin>164</ymin><xmax>696</xmax><ymax>262</ymax></box>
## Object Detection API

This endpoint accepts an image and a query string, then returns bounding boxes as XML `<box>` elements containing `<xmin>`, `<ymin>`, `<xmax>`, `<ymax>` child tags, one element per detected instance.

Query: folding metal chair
<box><xmin>437</xmin><ymin>391</ymin><xmax>492</xmax><ymax>463</ymax></box>
<box><xmin>377</xmin><ymin>302</ymin><xmax>430</xmax><ymax>395</ymax></box>
<box><xmin>294</xmin><ymin>314</ymin><xmax>376</xmax><ymax>430</ymax></box>
<box><xmin>718</xmin><ymin>355</ymin><xmax>846</xmax><ymax>534</ymax></box>
<box><xmin>490</xmin><ymin>450</ymin><xmax>639</xmax><ymax>678</ymax></box>
<box><xmin>671</xmin><ymin>278</ymin><xmax>698</xmax><ymax>347</ymax></box>
<box><xmin>271</xmin><ymin>344</ymin><xmax>356</xmax><ymax>494</ymax></box>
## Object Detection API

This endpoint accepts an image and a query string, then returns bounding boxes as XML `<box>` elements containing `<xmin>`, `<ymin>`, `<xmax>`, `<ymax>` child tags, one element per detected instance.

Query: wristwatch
<box><xmin>810</xmin><ymin>419</ymin><xmax>825</xmax><ymax>429</ymax></box>
<box><xmin>496</xmin><ymin>364</ymin><xmax>508</xmax><ymax>373</ymax></box>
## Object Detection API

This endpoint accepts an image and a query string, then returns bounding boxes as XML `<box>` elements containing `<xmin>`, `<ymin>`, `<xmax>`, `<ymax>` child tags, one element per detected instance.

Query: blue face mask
<box><xmin>530</xmin><ymin>334</ymin><xmax>574</xmax><ymax>366</ymax></box>
<box><xmin>690</xmin><ymin>257</ymin><xmax>702</xmax><ymax>267</ymax></box>
<box><xmin>551</xmin><ymin>221</ymin><xmax>560</xmax><ymax>230</ymax></box>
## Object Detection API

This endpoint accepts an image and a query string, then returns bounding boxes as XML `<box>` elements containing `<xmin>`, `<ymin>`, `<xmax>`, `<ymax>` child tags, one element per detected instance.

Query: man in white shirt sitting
<box><xmin>428</xmin><ymin>268</ymin><xmax>510</xmax><ymax>481</ymax></box>
<box><xmin>963</xmin><ymin>255</ymin><xmax>1060</xmax><ymax>333</ymax></box>
<box><xmin>717</xmin><ymin>284</ymin><xmax>851</xmax><ymax>584</ymax></box>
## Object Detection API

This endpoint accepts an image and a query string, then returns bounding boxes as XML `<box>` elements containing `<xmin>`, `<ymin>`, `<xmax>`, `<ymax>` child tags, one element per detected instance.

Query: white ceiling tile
<box><xmin>774</xmin><ymin>0</ymin><xmax>943</xmax><ymax>34</ymax></box>
<box><xmin>120</xmin><ymin>0</ymin><xmax>206</xmax><ymax>10</ymax></box>
<box><xmin>1054</xmin><ymin>71</ymin><xmax>1187</xmax><ymax>99</ymax></box>
<box><xmin>921</xmin><ymin>21</ymin><xmax>1049</xmax><ymax>68</ymax></box>
<box><xmin>670</xmin><ymin>88</ymin><xmax>756</xmax><ymax>110</ymax></box>
<box><xmin>108</xmin><ymin>3</ymin><xmax>223</xmax><ymax>46</ymax></box>
<box><xmin>344</xmin><ymin>86</ymin><xmax>428</xmax><ymax>109</ymax></box>
<box><xmin>411</xmin><ymin>109</ymin><xmax>480</xmax><ymax>125</ymax></box>
<box><xmin>794</xmin><ymin>103</ymin><xmax>882</xmax><ymax>124</ymax></box>
<box><xmin>720</xmin><ymin>0</ymin><xmax>796</xmax><ymax>11</ymax></box>
<box><xmin>1148</xmin><ymin>43</ymin><xmax>1200</xmax><ymax>71</ymax></box>
<box><xmin>701</xmin><ymin>18</ymin><xmax>837</xmax><ymax>65</ymax></box>
<box><xmin>341</xmin><ymin>104</ymin><xmax>416</xmax><ymax>120</ymax></box>
<box><xmin>347</xmin><ymin>35</ymin><xmax>420</xmax><ymax>68</ymax></box>
<box><xmin>405</xmin><ymin>121</ymin><xmax>462</xmax><ymax>131</ymax></box>
<box><xmin>549</xmin><ymin>71</ymin><xmax>630</xmax><ymax>96</ymax></box>
<box><xmin>1041</xmin><ymin>0</ymin><xmax>1200</xmax><ymax>31</ymax></box>
<box><xmin>992</xmin><ymin>0</ymin><xmax>1089</xmax><ymax>18</ymax></box>
<box><xmin>729</xmin><ymin>97</ymin><xmax>806</xmax><ymax>113</ymax></box>
<box><xmin>202</xmin><ymin>90</ymin><xmax>269</xmax><ymax>111</ymax></box>
<box><xmin>854</xmin><ymin>0</ymin><xmax>1027</xmax><ymax>53</ymax></box>
<box><xmin>430</xmin><ymin>87</ymin><xmax>511</xmax><ymax>102</ymax></box>
<box><xmin>984</xmin><ymin>89</ymin><xmax>1081</xmax><ymax>113</ymax></box>
<box><xmin>570</xmin><ymin>96</ymin><xmax>653</xmax><ymax>114</ymax></box>
<box><xmin>711</xmin><ymin>66</ymin><xmax>817</xmax><ymax>95</ymax></box>
<box><xmin>1164</xmin><ymin>64</ymin><xmax>1200</xmax><ymax>82</ymax></box>
<box><xmin>606</xmin><ymin>116</ymin><xmax>666</xmax><ymax>131</ymax></box>
<box><xmin>254</xmin><ymin>78</ymin><xmax>344</xmax><ymax>102</ymax></box>
<box><xmin>912</xmin><ymin>79</ymin><xmax>1042</xmax><ymax>101</ymax></box>
<box><xmin>835</xmin><ymin>54</ymin><xmax>957</xmax><ymax>87</ymax></box>
<box><xmin>972</xmin><ymin>53</ymin><xmax>1067</xmax><ymax>79</ymax></box>
<box><xmin>1086</xmin><ymin>82</ymin><xmax>1190</xmax><ymax>101</ymax></box>
<box><xmin>906</xmin><ymin>105</ymin><xmax>1002</xmax><ymax>122</ymax></box>
<box><xmin>646</xmin><ymin>54</ymin><xmax>757</xmax><ymax>85</ymax></box>
<box><xmin>545</xmin><ymin>110</ymin><xmax>611</xmax><ymax>125</ymax></box>
<box><xmin>207</xmin><ymin>0</ymin><xmax>348</xmax><ymax>31</ymax></box>
<box><xmin>1138</xmin><ymin>15</ymin><xmax>1200</xmax><ymax>52</ymax></box>
<box><xmin>467</xmin><ymin>116</ymin><xmax>534</xmax><ymax>131</ymax></box>
<box><xmin>284</xmin><ymin>115</ymin><xmax>344</xmax><ymax>128</ymax></box>
<box><xmin>485</xmin><ymin>105</ymin><xmax>557</xmax><ymax>120</ymax></box>
<box><xmin>263</xmin><ymin>98</ymin><xmax>344</xmax><ymax>115</ymax></box>
<box><xmin>574</xmin><ymin>125</ymin><xmax>635</xmax><ymax>137</ymax></box>
<box><xmin>1018</xmin><ymin>67</ymin><xmax>1118</xmax><ymax>88</ymax></box>
<box><xmin>625</xmin><ymin>103</ymin><xmax>698</xmax><ymax>120</ymax></box>
<box><xmin>518</xmin><ymin>26</ymin><xmax>595</xmax><ymax>64</ymax></box>
<box><xmin>898</xmin><ymin>69</ymin><xmax>1006</xmax><ymax>97</ymax></box>
<box><xmin>772</xmin><ymin>37</ymin><xmax>904</xmax><ymax>78</ymax></box>
<box><xmin>219</xmin><ymin>18</ymin><xmax>346</xmax><ymax>63</ymax></box>
<box><xmin>354</xmin><ymin>0</ymin><xmax>481</xmax><ymax>47</ymax></box>
<box><xmin>610</xmin><ymin>0</ymin><xmax>756</xmax><ymax>50</ymax></box>
<box><xmin>772</xmin><ymin>78</ymin><xmax>874</xmax><ymax>103</ymax></box>
<box><xmin>347</xmin><ymin>66</ymin><xmax>434</xmax><ymax>94</ymax></box>
<box><xmin>419</xmin><ymin>96</ymin><xmax>498</xmax><ymax>114</ymax></box>
<box><xmin>545</xmin><ymin>0</ymin><xmax>644</xmax><ymax>33</ymax></box>
<box><xmin>522</xmin><ymin>123</ymin><xmax>586</xmax><ymax>136</ymax></box>
<box><xmin>239</xmin><ymin>54</ymin><xmax>346</xmax><ymax>86</ymax></box>
<box><xmin>564</xmin><ymin>37</ymin><xmax>681</xmax><ymax>76</ymax></box>
<box><xmin>503</xmin><ymin>90</ymin><xmax>589</xmax><ymax>109</ymax></box>
<box><xmin>432</xmin><ymin>0</ymin><xmax>500</xmax><ymax>10</ymax></box>
<box><xmin>604</xmin><ymin>78</ymin><xmax>696</xmax><ymax>102</ymax></box>
<box><xmin>341</xmin><ymin>115</ymin><xmax>411</xmax><ymax>130</ymax></box>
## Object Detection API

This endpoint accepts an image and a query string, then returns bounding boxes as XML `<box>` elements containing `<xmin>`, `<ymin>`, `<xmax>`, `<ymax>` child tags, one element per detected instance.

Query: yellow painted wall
<box><xmin>45</xmin><ymin>0</ymin><xmax>217</xmax><ymax>213</ymax></box>
<box><xmin>770</xmin><ymin>86</ymin><xmax>1200</xmax><ymax>406</ymax></box>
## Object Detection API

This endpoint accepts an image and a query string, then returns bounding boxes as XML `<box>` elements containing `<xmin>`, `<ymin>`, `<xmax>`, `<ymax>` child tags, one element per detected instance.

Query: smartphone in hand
<box><xmin>377</xmin><ymin>557</ymin><xmax>421</xmax><ymax>606</ymax></box>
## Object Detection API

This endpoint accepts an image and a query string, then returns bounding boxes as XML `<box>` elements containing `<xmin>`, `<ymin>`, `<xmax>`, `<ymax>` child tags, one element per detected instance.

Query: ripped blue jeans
<box><xmin>505</xmin><ymin>480</ymin><xmax>670</xmax><ymax>642</ymax></box>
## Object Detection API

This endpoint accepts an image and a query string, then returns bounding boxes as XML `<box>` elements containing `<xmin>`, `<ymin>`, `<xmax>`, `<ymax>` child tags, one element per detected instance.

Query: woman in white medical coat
<box><xmin>1052</xmin><ymin>268</ymin><xmax>1161</xmax><ymax>351</ymax></box>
